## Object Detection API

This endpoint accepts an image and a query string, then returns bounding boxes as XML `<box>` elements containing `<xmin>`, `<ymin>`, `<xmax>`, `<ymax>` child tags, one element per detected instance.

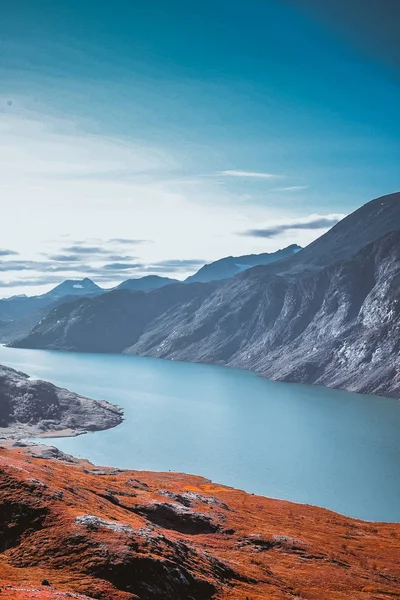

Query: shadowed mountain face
<box><xmin>12</xmin><ymin>282</ymin><xmax>217</xmax><ymax>353</ymax></box>
<box><xmin>10</xmin><ymin>192</ymin><xmax>400</xmax><ymax>398</ymax></box>
<box><xmin>185</xmin><ymin>245</ymin><xmax>302</xmax><ymax>283</ymax></box>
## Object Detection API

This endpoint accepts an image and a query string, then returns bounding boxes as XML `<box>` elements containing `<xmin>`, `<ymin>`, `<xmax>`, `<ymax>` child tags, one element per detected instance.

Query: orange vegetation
<box><xmin>0</xmin><ymin>446</ymin><xmax>399</xmax><ymax>599</ymax></box>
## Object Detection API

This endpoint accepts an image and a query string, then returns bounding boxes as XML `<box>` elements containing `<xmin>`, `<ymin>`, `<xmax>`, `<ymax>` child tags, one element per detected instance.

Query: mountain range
<box><xmin>9</xmin><ymin>192</ymin><xmax>400</xmax><ymax>399</ymax></box>
<box><xmin>0</xmin><ymin>245</ymin><xmax>300</xmax><ymax>342</ymax></box>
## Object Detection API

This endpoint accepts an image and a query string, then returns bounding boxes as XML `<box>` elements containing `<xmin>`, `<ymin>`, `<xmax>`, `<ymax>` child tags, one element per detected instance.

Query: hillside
<box><xmin>127</xmin><ymin>230</ymin><xmax>400</xmax><ymax>398</ymax></box>
<box><xmin>0</xmin><ymin>445</ymin><xmax>399</xmax><ymax>599</ymax></box>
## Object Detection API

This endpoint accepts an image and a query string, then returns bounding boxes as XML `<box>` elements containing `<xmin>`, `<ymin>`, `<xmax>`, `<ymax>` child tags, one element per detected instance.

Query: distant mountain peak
<box><xmin>43</xmin><ymin>278</ymin><xmax>102</xmax><ymax>300</ymax></box>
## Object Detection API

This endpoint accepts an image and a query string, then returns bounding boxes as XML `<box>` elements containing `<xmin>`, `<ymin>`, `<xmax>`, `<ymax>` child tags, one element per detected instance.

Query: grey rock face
<box><xmin>0</xmin><ymin>364</ymin><xmax>123</xmax><ymax>438</ymax></box>
<box><xmin>125</xmin><ymin>231</ymin><xmax>400</xmax><ymax>398</ymax></box>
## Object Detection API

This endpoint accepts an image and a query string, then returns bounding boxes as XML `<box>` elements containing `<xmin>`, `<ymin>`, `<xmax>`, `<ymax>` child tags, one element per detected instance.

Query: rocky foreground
<box><xmin>0</xmin><ymin>365</ymin><xmax>123</xmax><ymax>439</ymax></box>
<box><xmin>0</xmin><ymin>446</ymin><xmax>399</xmax><ymax>600</ymax></box>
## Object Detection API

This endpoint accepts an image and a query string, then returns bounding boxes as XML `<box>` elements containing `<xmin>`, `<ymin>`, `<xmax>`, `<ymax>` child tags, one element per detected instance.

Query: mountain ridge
<box><xmin>9</xmin><ymin>192</ymin><xmax>400</xmax><ymax>398</ymax></box>
<box><xmin>185</xmin><ymin>244</ymin><xmax>302</xmax><ymax>283</ymax></box>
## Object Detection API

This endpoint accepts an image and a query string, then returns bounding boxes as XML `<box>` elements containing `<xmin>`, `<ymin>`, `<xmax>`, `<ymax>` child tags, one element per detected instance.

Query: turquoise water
<box><xmin>1</xmin><ymin>345</ymin><xmax>399</xmax><ymax>522</ymax></box>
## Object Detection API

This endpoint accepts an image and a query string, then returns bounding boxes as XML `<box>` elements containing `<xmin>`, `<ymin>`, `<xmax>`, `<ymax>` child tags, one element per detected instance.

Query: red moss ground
<box><xmin>0</xmin><ymin>446</ymin><xmax>399</xmax><ymax>599</ymax></box>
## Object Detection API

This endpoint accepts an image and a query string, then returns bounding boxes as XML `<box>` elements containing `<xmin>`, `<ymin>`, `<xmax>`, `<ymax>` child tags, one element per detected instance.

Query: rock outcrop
<box><xmin>0</xmin><ymin>365</ymin><xmax>123</xmax><ymax>439</ymax></box>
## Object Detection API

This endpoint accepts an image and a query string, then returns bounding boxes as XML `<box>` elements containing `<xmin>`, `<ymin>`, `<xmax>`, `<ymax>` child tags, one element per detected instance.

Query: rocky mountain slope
<box><xmin>185</xmin><ymin>244</ymin><xmax>301</xmax><ymax>283</ymax></box>
<box><xmin>0</xmin><ymin>365</ymin><xmax>122</xmax><ymax>439</ymax></box>
<box><xmin>12</xmin><ymin>193</ymin><xmax>400</xmax><ymax>398</ymax></box>
<box><xmin>0</xmin><ymin>445</ymin><xmax>399</xmax><ymax>599</ymax></box>
<box><xmin>126</xmin><ymin>230</ymin><xmax>400</xmax><ymax>398</ymax></box>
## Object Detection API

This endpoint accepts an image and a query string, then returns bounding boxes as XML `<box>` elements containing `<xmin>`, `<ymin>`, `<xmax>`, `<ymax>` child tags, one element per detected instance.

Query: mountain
<box><xmin>0</xmin><ymin>278</ymin><xmax>104</xmax><ymax>343</ymax></box>
<box><xmin>11</xmin><ymin>192</ymin><xmax>400</xmax><ymax>398</ymax></box>
<box><xmin>115</xmin><ymin>275</ymin><xmax>178</xmax><ymax>291</ymax></box>
<box><xmin>1</xmin><ymin>446</ymin><xmax>399</xmax><ymax>600</ymax></box>
<box><xmin>126</xmin><ymin>230</ymin><xmax>400</xmax><ymax>398</ymax></box>
<box><xmin>185</xmin><ymin>244</ymin><xmax>302</xmax><ymax>283</ymax></box>
<box><xmin>0</xmin><ymin>278</ymin><xmax>102</xmax><ymax>321</ymax></box>
<box><xmin>12</xmin><ymin>281</ymin><xmax>217</xmax><ymax>353</ymax></box>
<box><xmin>40</xmin><ymin>277</ymin><xmax>103</xmax><ymax>300</ymax></box>
<box><xmin>252</xmin><ymin>191</ymin><xmax>400</xmax><ymax>275</ymax></box>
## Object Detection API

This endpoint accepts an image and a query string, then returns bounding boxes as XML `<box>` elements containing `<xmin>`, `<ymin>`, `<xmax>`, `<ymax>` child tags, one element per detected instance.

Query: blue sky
<box><xmin>0</xmin><ymin>0</ymin><xmax>399</xmax><ymax>294</ymax></box>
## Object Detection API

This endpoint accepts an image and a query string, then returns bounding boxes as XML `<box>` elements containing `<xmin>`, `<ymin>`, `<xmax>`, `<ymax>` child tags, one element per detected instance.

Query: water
<box><xmin>1</xmin><ymin>345</ymin><xmax>399</xmax><ymax>522</ymax></box>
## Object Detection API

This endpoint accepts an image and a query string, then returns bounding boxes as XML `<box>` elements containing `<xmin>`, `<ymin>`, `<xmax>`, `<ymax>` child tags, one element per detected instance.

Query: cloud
<box><xmin>62</xmin><ymin>245</ymin><xmax>110</xmax><ymax>255</ymax></box>
<box><xmin>102</xmin><ymin>254</ymin><xmax>137</xmax><ymax>261</ymax></box>
<box><xmin>0</xmin><ymin>276</ymin><xmax>67</xmax><ymax>288</ymax></box>
<box><xmin>271</xmin><ymin>186</ymin><xmax>309</xmax><ymax>192</ymax></box>
<box><xmin>107</xmin><ymin>238</ymin><xmax>151</xmax><ymax>245</ymax></box>
<box><xmin>0</xmin><ymin>249</ymin><xmax>19</xmax><ymax>256</ymax></box>
<box><xmin>46</xmin><ymin>254</ymin><xmax>83</xmax><ymax>262</ymax></box>
<box><xmin>102</xmin><ymin>262</ymin><xmax>143</xmax><ymax>271</ymax></box>
<box><xmin>239</xmin><ymin>214</ymin><xmax>345</xmax><ymax>238</ymax></box>
<box><xmin>217</xmin><ymin>170</ymin><xmax>282</xmax><ymax>179</ymax></box>
<box><xmin>149</xmin><ymin>259</ymin><xmax>206</xmax><ymax>269</ymax></box>
<box><xmin>0</xmin><ymin>260</ymin><xmax>89</xmax><ymax>273</ymax></box>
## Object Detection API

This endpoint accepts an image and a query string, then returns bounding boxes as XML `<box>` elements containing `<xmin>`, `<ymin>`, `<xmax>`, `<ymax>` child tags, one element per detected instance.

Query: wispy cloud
<box><xmin>46</xmin><ymin>254</ymin><xmax>83</xmax><ymax>262</ymax></box>
<box><xmin>107</xmin><ymin>238</ymin><xmax>151</xmax><ymax>245</ymax></box>
<box><xmin>271</xmin><ymin>186</ymin><xmax>309</xmax><ymax>192</ymax></box>
<box><xmin>62</xmin><ymin>245</ymin><xmax>110</xmax><ymax>255</ymax></box>
<box><xmin>0</xmin><ymin>249</ymin><xmax>19</xmax><ymax>257</ymax></box>
<box><xmin>240</xmin><ymin>214</ymin><xmax>345</xmax><ymax>238</ymax></box>
<box><xmin>0</xmin><ymin>276</ymin><xmax>68</xmax><ymax>288</ymax></box>
<box><xmin>151</xmin><ymin>259</ymin><xmax>206</xmax><ymax>269</ymax></box>
<box><xmin>217</xmin><ymin>170</ymin><xmax>282</xmax><ymax>179</ymax></box>
<box><xmin>102</xmin><ymin>262</ymin><xmax>143</xmax><ymax>271</ymax></box>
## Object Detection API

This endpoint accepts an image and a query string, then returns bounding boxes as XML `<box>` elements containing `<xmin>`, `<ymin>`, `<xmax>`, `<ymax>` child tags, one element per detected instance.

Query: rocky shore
<box><xmin>0</xmin><ymin>364</ymin><xmax>123</xmax><ymax>440</ymax></box>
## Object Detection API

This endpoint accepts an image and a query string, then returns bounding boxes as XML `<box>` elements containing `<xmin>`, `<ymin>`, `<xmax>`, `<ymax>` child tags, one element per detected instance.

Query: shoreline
<box><xmin>0</xmin><ymin>361</ymin><xmax>124</xmax><ymax>442</ymax></box>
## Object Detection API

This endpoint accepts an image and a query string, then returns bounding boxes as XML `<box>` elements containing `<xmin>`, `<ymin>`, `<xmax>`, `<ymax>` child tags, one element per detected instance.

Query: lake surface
<box><xmin>1</xmin><ymin>345</ymin><xmax>399</xmax><ymax>522</ymax></box>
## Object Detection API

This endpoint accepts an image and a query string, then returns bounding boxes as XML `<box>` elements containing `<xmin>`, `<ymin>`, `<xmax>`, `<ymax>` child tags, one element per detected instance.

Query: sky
<box><xmin>0</xmin><ymin>0</ymin><xmax>399</xmax><ymax>296</ymax></box>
